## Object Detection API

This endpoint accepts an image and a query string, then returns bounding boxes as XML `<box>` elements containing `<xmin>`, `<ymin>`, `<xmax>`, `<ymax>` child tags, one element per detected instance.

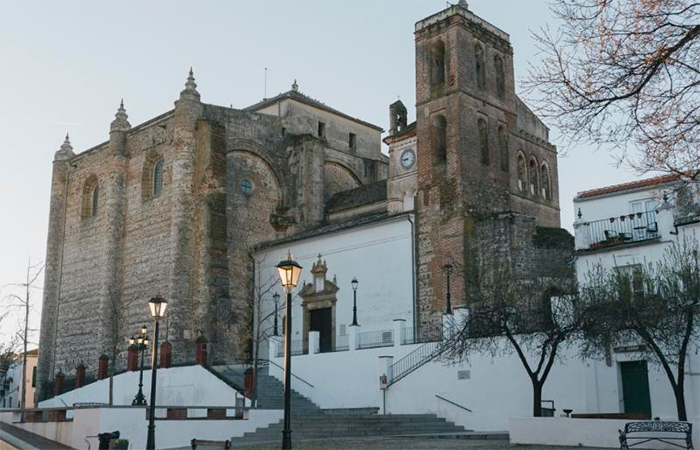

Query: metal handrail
<box><xmin>388</xmin><ymin>341</ymin><xmax>440</xmax><ymax>386</ymax></box>
<box><xmin>435</xmin><ymin>394</ymin><xmax>472</xmax><ymax>412</ymax></box>
<box><xmin>265</xmin><ymin>359</ymin><xmax>314</xmax><ymax>388</ymax></box>
<box><xmin>582</xmin><ymin>210</ymin><xmax>658</xmax><ymax>249</ymax></box>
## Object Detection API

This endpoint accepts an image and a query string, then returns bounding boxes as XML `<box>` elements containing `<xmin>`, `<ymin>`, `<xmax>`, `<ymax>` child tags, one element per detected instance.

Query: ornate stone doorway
<box><xmin>299</xmin><ymin>255</ymin><xmax>339</xmax><ymax>353</ymax></box>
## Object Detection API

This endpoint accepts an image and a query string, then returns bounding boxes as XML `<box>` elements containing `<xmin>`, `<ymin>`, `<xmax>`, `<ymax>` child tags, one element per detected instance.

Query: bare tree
<box><xmin>249</xmin><ymin>258</ymin><xmax>285</xmax><ymax>407</ymax></box>
<box><xmin>526</xmin><ymin>0</ymin><xmax>700</xmax><ymax>176</ymax></box>
<box><xmin>2</xmin><ymin>258</ymin><xmax>43</xmax><ymax>410</ymax></box>
<box><xmin>441</xmin><ymin>263</ymin><xmax>582</xmax><ymax>417</ymax></box>
<box><xmin>580</xmin><ymin>237</ymin><xmax>700</xmax><ymax>421</ymax></box>
<box><xmin>92</xmin><ymin>291</ymin><xmax>126</xmax><ymax>405</ymax></box>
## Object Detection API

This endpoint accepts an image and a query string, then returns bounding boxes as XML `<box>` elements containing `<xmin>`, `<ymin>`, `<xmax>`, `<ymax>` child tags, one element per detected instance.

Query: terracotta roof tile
<box><xmin>576</xmin><ymin>174</ymin><xmax>680</xmax><ymax>200</ymax></box>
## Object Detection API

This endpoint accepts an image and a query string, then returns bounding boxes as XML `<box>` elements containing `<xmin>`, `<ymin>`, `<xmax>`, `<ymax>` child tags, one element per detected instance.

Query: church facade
<box><xmin>37</xmin><ymin>2</ymin><xmax>572</xmax><ymax>398</ymax></box>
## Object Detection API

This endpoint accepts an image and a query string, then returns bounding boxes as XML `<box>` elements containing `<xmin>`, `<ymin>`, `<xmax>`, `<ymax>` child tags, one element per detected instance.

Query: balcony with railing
<box><xmin>575</xmin><ymin>210</ymin><xmax>659</xmax><ymax>251</ymax></box>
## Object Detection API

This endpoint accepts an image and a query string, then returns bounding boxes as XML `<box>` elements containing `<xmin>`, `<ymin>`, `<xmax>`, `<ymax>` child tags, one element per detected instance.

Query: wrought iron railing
<box><xmin>401</xmin><ymin>327</ymin><xmax>415</xmax><ymax>345</ymax></box>
<box><xmin>275</xmin><ymin>339</ymin><xmax>307</xmax><ymax>357</ymax></box>
<box><xmin>582</xmin><ymin>210</ymin><xmax>658</xmax><ymax>250</ymax></box>
<box><xmin>388</xmin><ymin>340</ymin><xmax>441</xmax><ymax>386</ymax></box>
<box><xmin>357</xmin><ymin>329</ymin><xmax>394</xmax><ymax>349</ymax></box>
<box><xmin>334</xmin><ymin>334</ymin><xmax>349</xmax><ymax>352</ymax></box>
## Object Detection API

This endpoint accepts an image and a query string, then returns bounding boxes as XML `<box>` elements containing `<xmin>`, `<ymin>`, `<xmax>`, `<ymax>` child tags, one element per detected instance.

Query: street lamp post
<box><xmin>275</xmin><ymin>252</ymin><xmax>302</xmax><ymax>450</ymax></box>
<box><xmin>131</xmin><ymin>325</ymin><xmax>149</xmax><ymax>406</ymax></box>
<box><xmin>146</xmin><ymin>297</ymin><xmax>168</xmax><ymax>450</ymax></box>
<box><xmin>273</xmin><ymin>292</ymin><xmax>280</xmax><ymax>337</ymax></box>
<box><xmin>444</xmin><ymin>263</ymin><xmax>453</xmax><ymax>315</ymax></box>
<box><xmin>350</xmin><ymin>278</ymin><xmax>359</xmax><ymax>326</ymax></box>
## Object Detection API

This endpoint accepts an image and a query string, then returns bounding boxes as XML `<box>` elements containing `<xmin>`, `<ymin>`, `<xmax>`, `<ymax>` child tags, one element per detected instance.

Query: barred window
<box><xmin>153</xmin><ymin>158</ymin><xmax>164</xmax><ymax>196</ymax></box>
<box><xmin>81</xmin><ymin>175</ymin><xmax>99</xmax><ymax>219</ymax></box>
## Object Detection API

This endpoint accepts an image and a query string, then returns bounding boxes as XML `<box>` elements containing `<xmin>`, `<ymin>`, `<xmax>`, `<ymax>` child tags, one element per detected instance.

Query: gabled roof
<box><xmin>576</xmin><ymin>174</ymin><xmax>680</xmax><ymax>200</ymax></box>
<box><xmin>244</xmin><ymin>89</ymin><xmax>383</xmax><ymax>132</ymax></box>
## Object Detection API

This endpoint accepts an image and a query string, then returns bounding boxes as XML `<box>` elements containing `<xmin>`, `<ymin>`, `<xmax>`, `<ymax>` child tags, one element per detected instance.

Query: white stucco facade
<box><xmin>573</xmin><ymin>178</ymin><xmax>700</xmax><ymax>428</ymax></box>
<box><xmin>253</xmin><ymin>214</ymin><xmax>416</xmax><ymax>356</ymax></box>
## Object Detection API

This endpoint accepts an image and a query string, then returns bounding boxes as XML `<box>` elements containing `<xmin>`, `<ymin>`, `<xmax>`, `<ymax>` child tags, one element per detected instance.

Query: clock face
<box><xmin>400</xmin><ymin>149</ymin><xmax>416</xmax><ymax>169</ymax></box>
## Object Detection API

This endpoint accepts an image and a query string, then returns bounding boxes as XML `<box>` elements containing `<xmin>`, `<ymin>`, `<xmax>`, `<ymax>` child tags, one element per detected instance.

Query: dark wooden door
<box><xmin>621</xmin><ymin>361</ymin><xmax>652</xmax><ymax>417</ymax></box>
<box><xmin>310</xmin><ymin>308</ymin><xmax>332</xmax><ymax>353</ymax></box>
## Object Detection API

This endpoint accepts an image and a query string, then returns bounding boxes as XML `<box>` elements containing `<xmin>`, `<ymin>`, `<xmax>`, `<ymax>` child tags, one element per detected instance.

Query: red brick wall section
<box><xmin>97</xmin><ymin>354</ymin><xmax>109</xmax><ymax>380</ymax></box>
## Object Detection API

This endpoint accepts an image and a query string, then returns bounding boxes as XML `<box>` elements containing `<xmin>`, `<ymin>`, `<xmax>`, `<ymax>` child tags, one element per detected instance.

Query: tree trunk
<box><xmin>673</xmin><ymin>383</ymin><xmax>687</xmax><ymax>421</ymax></box>
<box><xmin>532</xmin><ymin>380</ymin><xmax>543</xmax><ymax>417</ymax></box>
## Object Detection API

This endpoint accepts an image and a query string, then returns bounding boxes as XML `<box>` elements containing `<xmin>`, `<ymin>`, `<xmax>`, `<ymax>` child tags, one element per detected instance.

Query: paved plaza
<box><xmin>225</xmin><ymin>437</ymin><xmax>602</xmax><ymax>450</ymax></box>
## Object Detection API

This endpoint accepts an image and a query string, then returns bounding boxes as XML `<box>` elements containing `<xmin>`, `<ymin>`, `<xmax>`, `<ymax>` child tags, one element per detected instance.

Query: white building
<box><xmin>1</xmin><ymin>348</ymin><xmax>38</xmax><ymax>409</ymax></box>
<box><xmin>573</xmin><ymin>174</ymin><xmax>700</xmax><ymax>425</ymax></box>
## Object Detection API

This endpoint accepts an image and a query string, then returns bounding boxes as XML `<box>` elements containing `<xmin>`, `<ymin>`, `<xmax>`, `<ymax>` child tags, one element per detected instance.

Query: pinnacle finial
<box><xmin>292</xmin><ymin>79</ymin><xmax>299</xmax><ymax>92</ymax></box>
<box><xmin>179</xmin><ymin>67</ymin><xmax>200</xmax><ymax>101</ymax></box>
<box><xmin>55</xmin><ymin>132</ymin><xmax>75</xmax><ymax>160</ymax></box>
<box><xmin>111</xmin><ymin>99</ymin><xmax>131</xmax><ymax>132</ymax></box>
<box><xmin>185</xmin><ymin>67</ymin><xmax>197</xmax><ymax>91</ymax></box>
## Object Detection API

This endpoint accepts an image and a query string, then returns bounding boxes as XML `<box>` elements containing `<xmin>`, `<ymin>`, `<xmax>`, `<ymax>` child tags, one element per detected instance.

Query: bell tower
<box><xmin>414</xmin><ymin>2</ymin><xmax>518</xmax><ymax>333</ymax></box>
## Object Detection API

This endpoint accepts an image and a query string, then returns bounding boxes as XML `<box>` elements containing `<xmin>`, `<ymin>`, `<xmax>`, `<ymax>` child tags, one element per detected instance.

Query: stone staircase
<box><xmin>229</xmin><ymin>369</ymin><xmax>468</xmax><ymax>446</ymax></box>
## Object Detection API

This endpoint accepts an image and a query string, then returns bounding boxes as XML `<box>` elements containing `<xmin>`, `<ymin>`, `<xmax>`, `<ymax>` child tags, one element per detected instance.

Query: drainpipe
<box><xmin>407</xmin><ymin>214</ymin><xmax>417</xmax><ymax>334</ymax></box>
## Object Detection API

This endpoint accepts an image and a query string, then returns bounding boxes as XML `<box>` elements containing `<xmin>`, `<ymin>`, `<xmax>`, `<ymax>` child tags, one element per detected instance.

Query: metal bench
<box><xmin>619</xmin><ymin>421</ymin><xmax>693</xmax><ymax>450</ymax></box>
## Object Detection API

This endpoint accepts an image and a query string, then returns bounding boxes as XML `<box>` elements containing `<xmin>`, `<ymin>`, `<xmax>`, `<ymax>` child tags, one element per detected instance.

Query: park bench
<box><xmin>619</xmin><ymin>421</ymin><xmax>693</xmax><ymax>450</ymax></box>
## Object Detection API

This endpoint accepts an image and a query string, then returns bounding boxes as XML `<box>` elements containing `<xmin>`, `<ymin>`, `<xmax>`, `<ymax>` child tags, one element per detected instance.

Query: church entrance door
<box><xmin>310</xmin><ymin>308</ymin><xmax>332</xmax><ymax>353</ymax></box>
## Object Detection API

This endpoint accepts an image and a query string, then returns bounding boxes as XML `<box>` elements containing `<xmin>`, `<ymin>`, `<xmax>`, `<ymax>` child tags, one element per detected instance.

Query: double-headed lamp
<box><xmin>276</xmin><ymin>252</ymin><xmax>303</xmax><ymax>289</ymax></box>
<box><xmin>148</xmin><ymin>297</ymin><xmax>168</xmax><ymax>319</ymax></box>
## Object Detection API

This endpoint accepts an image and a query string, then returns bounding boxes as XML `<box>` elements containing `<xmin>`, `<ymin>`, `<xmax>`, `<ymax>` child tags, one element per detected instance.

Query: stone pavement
<box><xmin>206</xmin><ymin>437</ymin><xmax>604</xmax><ymax>450</ymax></box>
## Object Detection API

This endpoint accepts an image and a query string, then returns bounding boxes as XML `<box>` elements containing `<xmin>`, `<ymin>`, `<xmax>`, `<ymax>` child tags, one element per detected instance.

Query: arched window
<box><xmin>517</xmin><ymin>153</ymin><xmax>526</xmax><ymax>193</ymax></box>
<box><xmin>478</xmin><ymin>118</ymin><xmax>489</xmax><ymax>165</ymax></box>
<box><xmin>494</xmin><ymin>54</ymin><xmax>505</xmax><ymax>98</ymax></box>
<box><xmin>540</xmin><ymin>163</ymin><xmax>551</xmax><ymax>200</ymax></box>
<box><xmin>81</xmin><ymin>175</ymin><xmax>99</xmax><ymax>219</ymax></box>
<box><xmin>153</xmin><ymin>158</ymin><xmax>164</xmax><ymax>196</ymax></box>
<box><xmin>432</xmin><ymin>115</ymin><xmax>447</xmax><ymax>165</ymax></box>
<box><xmin>498</xmin><ymin>126</ymin><xmax>508</xmax><ymax>171</ymax></box>
<box><xmin>142</xmin><ymin>153</ymin><xmax>164</xmax><ymax>199</ymax></box>
<box><xmin>529</xmin><ymin>157</ymin><xmax>539</xmax><ymax>197</ymax></box>
<box><xmin>475</xmin><ymin>43</ymin><xmax>486</xmax><ymax>89</ymax></box>
<box><xmin>430</xmin><ymin>41</ymin><xmax>446</xmax><ymax>88</ymax></box>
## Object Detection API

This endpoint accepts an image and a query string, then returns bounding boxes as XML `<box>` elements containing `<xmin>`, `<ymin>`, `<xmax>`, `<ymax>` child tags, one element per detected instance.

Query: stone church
<box><xmin>37</xmin><ymin>2</ymin><xmax>572</xmax><ymax>397</ymax></box>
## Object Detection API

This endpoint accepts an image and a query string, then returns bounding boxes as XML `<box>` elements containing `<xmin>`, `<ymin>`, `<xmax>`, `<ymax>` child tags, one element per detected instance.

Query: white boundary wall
<box><xmin>38</xmin><ymin>365</ymin><xmax>245</xmax><ymax>408</ymax></box>
<box><xmin>0</xmin><ymin>407</ymin><xmax>283</xmax><ymax>450</ymax></box>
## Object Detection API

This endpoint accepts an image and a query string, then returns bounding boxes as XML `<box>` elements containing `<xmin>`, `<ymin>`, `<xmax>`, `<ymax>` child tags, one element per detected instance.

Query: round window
<box><xmin>240</xmin><ymin>179</ymin><xmax>253</xmax><ymax>195</ymax></box>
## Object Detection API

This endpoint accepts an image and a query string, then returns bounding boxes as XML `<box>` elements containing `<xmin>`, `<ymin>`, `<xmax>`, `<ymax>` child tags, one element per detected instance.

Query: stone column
<box><xmin>37</xmin><ymin>135</ymin><xmax>74</xmax><ymax>399</ymax></box>
<box><xmin>98</xmin><ymin>101</ymin><xmax>130</xmax><ymax>364</ymax></box>
<box><xmin>168</xmin><ymin>69</ymin><xmax>203</xmax><ymax>360</ymax></box>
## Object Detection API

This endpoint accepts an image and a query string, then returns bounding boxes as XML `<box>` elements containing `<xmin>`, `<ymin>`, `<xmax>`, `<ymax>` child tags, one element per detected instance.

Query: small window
<box><xmin>517</xmin><ymin>153</ymin><xmax>526</xmax><ymax>193</ymax></box>
<box><xmin>240</xmin><ymin>179</ymin><xmax>253</xmax><ymax>195</ymax></box>
<box><xmin>153</xmin><ymin>159</ymin><xmax>164</xmax><ymax>196</ymax></box>
<box><xmin>540</xmin><ymin>163</ymin><xmax>551</xmax><ymax>200</ymax></box>
<box><xmin>498</xmin><ymin>126</ymin><xmax>508</xmax><ymax>171</ymax></box>
<box><xmin>81</xmin><ymin>175</ymin><xmax>99</xmax><ymax>219</ymax></box>
<box><xmin>475</xmin><ymin>43</ymin><xmax>486</xmax><ymax>89</ymax></box>
<box><xmin>529</xmin><ymin>157</ymin><xmax>539</xmax><ymax>197</ymax></box>
<box><xmin>318</xmin><ymin>122</ymin><xmax>326</xmax><ymax>138</ymax></box>
<box><xmin>432</xmin><ymin>115</ymin><xmax>447</xmax><ymax>165</ymax></box>
<box><xmin>91</xmin><ymin>185</ymin><xmax>99</xmax><ymax>216</ymax></box>
<box><xmin>281</xmin><ymin>127</ymin><xmax>286</xmax><ymax>136</ymax></box>
<box><xmin>478</xmin><ymin>118</ymin><xmax>489</xmax><ymax>165</ymax></box>
<box><xmin>494</xmin><ymin>54</ymin><xmax>506</xmax><ymax>98</ymax></box>
<box><xmin>31</xmin><ymin>366</ymin><xmax>37</xmax><ymax>388</ymax></box>
<box><xmin>349</xmin><ymin>133</ymin><xmax>356</xmax><ymax>150</ymax></box>
<box><xmin>615</xmin><ymin>265</ymin><xmax>645</xmax><ymax>302</ymax></box>
<box><xmin>431</xmin><ymin>41</ymin><xmax>446</xmax><ymax>88</ymax></box>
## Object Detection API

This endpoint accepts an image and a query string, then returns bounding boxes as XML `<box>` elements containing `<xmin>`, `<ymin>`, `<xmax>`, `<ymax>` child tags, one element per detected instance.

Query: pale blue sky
<box><xmin>0</xmin><ymin>0</ymin><xmax>644</xmax><ymax>344</ymax></box>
